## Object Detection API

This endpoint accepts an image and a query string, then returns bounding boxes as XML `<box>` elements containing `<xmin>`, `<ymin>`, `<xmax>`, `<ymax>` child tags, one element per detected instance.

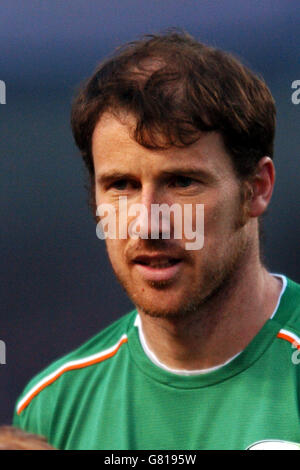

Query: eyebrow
<box><xmin>96</xmin><ymin>167</ymin><xmax>217</xmax><ymax>186</ymax></box>
<box><xmin>96</xmin><ymin>172</ymin><xmax>138</xmax><ymax>186</ymax></box>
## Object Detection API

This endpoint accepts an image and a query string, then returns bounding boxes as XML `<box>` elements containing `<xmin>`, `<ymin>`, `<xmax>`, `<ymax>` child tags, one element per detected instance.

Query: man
<box><xmin>0</xmin><ymin>426</ymin><xmax>55</xmax><ymax>450</ymax></box>
<box><xmin>13</xmin><ymin>31</ymin><xmax>300</xmax><ymax>450</ymax></box>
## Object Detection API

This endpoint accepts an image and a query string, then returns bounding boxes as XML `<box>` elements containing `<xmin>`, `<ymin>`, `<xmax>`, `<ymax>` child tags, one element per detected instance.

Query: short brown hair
<box><xmin>71</xmin><ymin>30</ymin><xmax>276</xmax><ymax>183</ymax></box>
<box><xmin>0</xmin><ymin>426</ymin><xmax>55</xmax><ymax>450</ymax></box>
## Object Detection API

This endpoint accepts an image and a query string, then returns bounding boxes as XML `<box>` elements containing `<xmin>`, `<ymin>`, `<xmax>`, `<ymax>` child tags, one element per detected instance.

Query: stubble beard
<box><xmin>109</xmin><ymin>229</ymin><xmax>251</xmax><ymax>322</ymax></box>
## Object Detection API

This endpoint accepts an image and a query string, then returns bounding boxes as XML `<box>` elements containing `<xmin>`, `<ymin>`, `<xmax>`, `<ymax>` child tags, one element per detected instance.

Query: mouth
<box><xmin>133</xmin><ymin>255</ymin><xmax>181</xmax><ymax>268</ymax></box>
<box><xmin>132</xmin><ymin>254</ymin><xmax>183</xmax><ymax>282</ymax></box>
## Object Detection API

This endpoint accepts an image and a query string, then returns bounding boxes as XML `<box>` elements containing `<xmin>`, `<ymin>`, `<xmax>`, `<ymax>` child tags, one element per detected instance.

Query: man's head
<box><xmin>0</xmin><ymin>426</ymin><xmax>55</xmax><ymax>450</ymax></box>
<box><xmin>71</xmin><ymin>30</ymin><xmax>276</xmax><ymax>185</ymax></box>
<box><xmin>71</xmin><ymin>31</ymin><xmax>276</xmax><ymax>319</ymax></box>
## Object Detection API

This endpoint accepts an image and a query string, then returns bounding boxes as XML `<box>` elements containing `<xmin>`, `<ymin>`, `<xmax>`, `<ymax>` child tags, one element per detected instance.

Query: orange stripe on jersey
<box><xmin>17</xmin><ymin>335</ymin><xmax>128</xmax><ymax>415</ymax></box>
<box><xmin>277</xmin><ymin>329</ymin><xmax>300</xmax><ymax>349</ymax></box>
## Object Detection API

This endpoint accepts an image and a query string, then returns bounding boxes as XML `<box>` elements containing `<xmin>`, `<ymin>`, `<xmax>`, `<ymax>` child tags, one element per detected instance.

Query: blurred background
<box><xmin>0</xmin><ymin>0</ymin><xmax>299</xmax><ymax>424</ymax></box>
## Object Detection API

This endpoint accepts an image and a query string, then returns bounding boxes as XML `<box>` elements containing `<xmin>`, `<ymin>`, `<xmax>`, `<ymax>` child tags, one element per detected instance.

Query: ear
<box><xmin>248</xmin><ymin>157</ymin><xmax>275</xmax><ymax>218</ymax></box>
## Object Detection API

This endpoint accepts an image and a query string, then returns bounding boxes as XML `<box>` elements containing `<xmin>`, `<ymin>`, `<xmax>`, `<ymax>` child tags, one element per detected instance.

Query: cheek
<box><xmin>205</xmin><ymin>200</ymin><xmax>227</xmax><ymax>233</ymax></box>
<box><xmin>105</xmin><ymin>239</ymin><xmax>132</xmax><ymax>282</ymax></box>
<box><xmin>204</xmin><ymin>196</ymin><xmax>242</xmax><ymax>243</ymax></box>
<box><xmin>105</xmin><ymin>239</ymin><xmax>123</xmax><ymax>264</ymax></box>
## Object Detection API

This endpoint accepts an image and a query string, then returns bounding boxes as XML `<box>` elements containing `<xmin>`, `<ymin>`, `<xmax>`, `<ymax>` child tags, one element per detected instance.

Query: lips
<box><xmin>132</xmin><ymin>254</ymin><xmax>183</xmax><ymax>282</ymax></box>
<box><xmin>133</xmin><ymin>255</ymin><xmax>181</xmax><ymax>268</ymax></box>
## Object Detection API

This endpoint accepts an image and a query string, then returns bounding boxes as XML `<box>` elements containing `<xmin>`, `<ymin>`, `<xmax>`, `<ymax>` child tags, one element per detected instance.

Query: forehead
<box><xmin>92</xmin><ymin>112</ymin><xmax>235</xmax><ymax>178</ymax></box>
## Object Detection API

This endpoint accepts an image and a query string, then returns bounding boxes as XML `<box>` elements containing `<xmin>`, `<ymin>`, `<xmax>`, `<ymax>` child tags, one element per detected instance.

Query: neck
<box><xmin>138</xmin><ymin>253</ymin><xmax>283</xmax><ymax>371</ymax></box>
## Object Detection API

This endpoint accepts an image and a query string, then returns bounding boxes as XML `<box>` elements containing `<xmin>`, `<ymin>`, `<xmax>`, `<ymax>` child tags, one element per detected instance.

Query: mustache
<box><xmin>125</xmin><ymin>238</ymin><xmax>191</xmax><ymax>262</ymax></box>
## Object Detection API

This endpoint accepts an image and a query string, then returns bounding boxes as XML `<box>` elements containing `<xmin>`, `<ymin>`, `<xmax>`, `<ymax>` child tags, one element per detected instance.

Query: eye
<box><xmin>108</xmin><ymin>178</ymin><xmax>140</xmax><ymax>191</ymax></box>
<box><xmin>110</xmin><ymin>179</ymin><xmax>129</xmax><ymax>190</ymax></box>
<box><xmin>170</xmin><ymin>175</ymin><xmax>194</xmax><ymax>188</ymax></box>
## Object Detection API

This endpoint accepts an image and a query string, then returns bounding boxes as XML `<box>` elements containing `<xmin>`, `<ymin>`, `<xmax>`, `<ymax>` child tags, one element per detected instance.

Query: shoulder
<box><xmin>275</xmin><ymin>276</ymin><xmax>300</xmax><ymax>346</ymax></box>
<box><xmin>14</xmin><ymin>310</ymin><xmax>137</xmax><ymax>421</ymax></box>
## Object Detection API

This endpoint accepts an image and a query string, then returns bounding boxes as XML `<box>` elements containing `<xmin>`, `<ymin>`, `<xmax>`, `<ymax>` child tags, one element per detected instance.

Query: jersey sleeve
<box><xmin>12</xmin><ymin>373</ymin><xmax>55</xmax><ymax>443</ymax></box>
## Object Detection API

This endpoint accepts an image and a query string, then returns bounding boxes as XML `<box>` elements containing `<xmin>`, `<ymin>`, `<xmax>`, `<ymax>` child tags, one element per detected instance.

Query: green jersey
<box><xmin>13</xmin><ymin>276</ymin><xmax>300</xmax><ymax>450</ymax></box>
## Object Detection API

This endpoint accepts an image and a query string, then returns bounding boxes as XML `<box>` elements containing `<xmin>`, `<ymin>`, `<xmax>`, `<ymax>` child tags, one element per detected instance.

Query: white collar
<box><xmin>134</xmin><ymin>274</ymin><xmax>287</xmax><ymax>376</ymax></box>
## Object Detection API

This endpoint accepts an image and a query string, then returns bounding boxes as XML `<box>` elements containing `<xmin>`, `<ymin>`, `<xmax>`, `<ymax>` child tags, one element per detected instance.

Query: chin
<box><xmin>131</xmin><ymin>290</ymin><xmax>202</xmax><ymax>320</ymax></box>
<box><xmin>137</xmin><ymin>305</ymin><xmax>189</xmax><ymax>319</ymax></box>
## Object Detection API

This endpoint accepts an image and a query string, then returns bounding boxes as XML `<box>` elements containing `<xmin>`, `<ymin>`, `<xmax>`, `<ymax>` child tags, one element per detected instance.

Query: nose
<box><xmin>128</xmin><ymin>185</ymin><xmax>166</xmax><ymax>240</ymax></box>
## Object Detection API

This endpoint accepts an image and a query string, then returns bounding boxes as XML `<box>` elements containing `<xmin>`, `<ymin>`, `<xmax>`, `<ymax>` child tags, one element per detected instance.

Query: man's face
<box><xmin>92</xmin><ymin>112</ymin><xmax>252</xmax><ymax>319</ymax></box>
